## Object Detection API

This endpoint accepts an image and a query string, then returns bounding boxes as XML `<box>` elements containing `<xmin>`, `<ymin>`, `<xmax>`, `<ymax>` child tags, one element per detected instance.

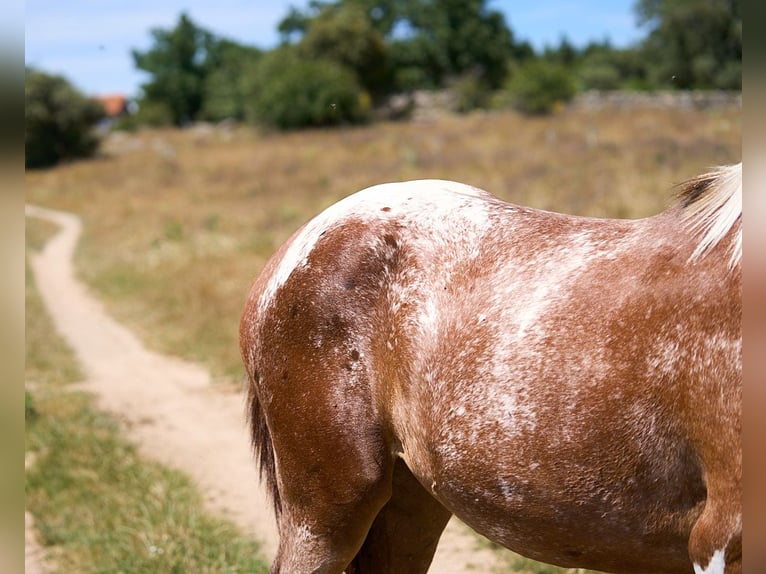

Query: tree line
<box><xmin>26</xmin><ymin>0</ymin><xmax>741</xmax><ymax>167</ymax></box>
<box><xmin>125</xmin><ymin>0</ymin><xmax>741</xmax><ymax>127</ymax></box>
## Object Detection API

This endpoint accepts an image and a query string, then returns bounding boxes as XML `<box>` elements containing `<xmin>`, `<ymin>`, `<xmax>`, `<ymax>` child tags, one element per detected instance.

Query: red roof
<box><xmin>95</xmin><ymin>94</ymin><xmax>128</xmax><ymax>117</ymax></box>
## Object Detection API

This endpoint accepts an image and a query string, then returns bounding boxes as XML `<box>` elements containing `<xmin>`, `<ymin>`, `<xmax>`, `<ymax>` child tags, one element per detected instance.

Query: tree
<box><xmin>298</xmin><ymin>3</ymin><xmax>391</xmax><ymax>98</ymax></box>
<box><xmin>132</xmin><ymin>13</ymin><xmax>219</xmax><ymax>125</ymax></box>
<box><xmin>244</xmin><ymin>47</ymin><xmax>370</xmax><ymax>129</ymax></box>
<box><xmin>544</xmin><ymin>37</ymin><xmax>578</xmax><ymax>67</ymax></box>
<box><xmin>277</xmin><ymin>1</ymin><xmax>323</xmax><ymax>41</ymax></box>
<box><xmin>576</xmin><ymin>41</ymin><xmax>649</xmax><ymax>90</ymax></box>
<box><xmin>25</xmin><ymin>68</ymin><xmax>105</xmax><ymax>169</ymax></box>
<box><xmin>277</xmin><ymin>0</ymin><xmax>519</xmax><ymax>91</ymax></box>
<box><xmin>401</xmin><ymin>0</ymin><xmax>515</xmax><ymax>89</ymax></box>
<box><xmin>202</xmin><ymin>41</ymin><xmax>262</xmax><ymax>121</ymax></box>
<box><xmin>279</xmin><ymin>0</ymin><xmax>407</xmax><ymax>39</ymax></box>
<box><xmin>635</xmin><ymin>0</ymin><xmax>741</xmax><ymax>89</ymax></box>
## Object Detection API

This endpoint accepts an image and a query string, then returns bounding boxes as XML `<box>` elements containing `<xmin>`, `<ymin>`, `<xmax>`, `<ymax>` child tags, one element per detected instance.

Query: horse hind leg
<box><xmin>688</xmin><ymin>484</ymin><xmax>741</xmax><ymax>574</ymax></box>
<box><xmin>269</xmin><ymin>445</ymin><xmax>451</xmax><ymax>574</ymax></box>
<box><xmin>251</xmin><ymin>354</ymin><xmax>397</xmax><ymax>573</ymax></box>
<box><xmin>347</xmin><ymin>458</ymin><xmax>452</xmax><ymax>574</ymax></box>
<box><xmin>266</xmin><ymin>438</ymin><xmax>394</xmax><ymax>574</ymax></box>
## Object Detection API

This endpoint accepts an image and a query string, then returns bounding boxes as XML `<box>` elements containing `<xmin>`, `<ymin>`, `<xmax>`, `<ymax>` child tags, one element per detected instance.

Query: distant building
<box><xmin>96</xmin><ymin>93</ymin><xmax>130</xmax><ymax>118</ymax></box>
<box><xmin>94</xmin><ymin>93</ymin><xmax>134</xmax><ymax>131</ymax></box>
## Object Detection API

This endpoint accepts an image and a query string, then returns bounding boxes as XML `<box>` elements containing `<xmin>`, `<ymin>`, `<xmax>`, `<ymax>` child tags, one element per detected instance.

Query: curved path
<box><xmin>25</xmin><ymin>204</ymin><xmax>503</xmax><ymax>573</ymax></box>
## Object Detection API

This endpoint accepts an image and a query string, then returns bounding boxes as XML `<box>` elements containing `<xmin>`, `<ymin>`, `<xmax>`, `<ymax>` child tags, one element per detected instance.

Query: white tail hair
<box><xmin>679</xmin><ymin>163</ymin><xmax>742</xmax><ymax>269</ymax></box>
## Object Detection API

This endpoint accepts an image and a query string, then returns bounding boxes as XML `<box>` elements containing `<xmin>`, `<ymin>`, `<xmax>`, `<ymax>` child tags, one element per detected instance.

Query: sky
<box><xmin>24</xmin><ymin>1</ymin><xmax>646</xmax><ymax>97</ymax></box>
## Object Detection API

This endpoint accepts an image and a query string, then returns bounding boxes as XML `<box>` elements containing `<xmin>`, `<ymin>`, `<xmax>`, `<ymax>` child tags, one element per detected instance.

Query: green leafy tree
<box><xmin>635</xmin><ymin>0</ymin><xmax>741</xmax><ymax>89</ymax></box>
<box><xmin>25</xmin><ymin>68</ymin><xmax>105</xmax><ymax>169</ymax></box>
<box><xmin>544</xmin><ymin>36</ymin><xmax>578</xmax><ymax>67</ymax></box>
<box><xmin>401</xmin><ymin>0</ymin><xmax>515</xmax><ymax>89</ymax></box>
<box><xmin>278</xmin><ymin>0</ymin><xmax>519</xmax><ymax>92</ymax></box>
<box><xmin>132</xmin><ymin>12</ymin><xmax>219</xmax><ymax>125</ymax></box>
<box><xmin>244</xmin><ymin>48</ymin><xmax>370</xmax><ymax>129</ymax></box>
<box><xmin>298</xmin><ymin>3</ymin><xmax>391</xmax><ymax>98</ymax></box>
<box><xmin>202</xmin><ymin>41</ymin><xmax>262</xmax><ymax>121</ymax></box>
<box><xmin>277</xmin><ymin>3</ymin><xmax>318</xmax><ymax>41</ymax></box>
<box><xmin>279</xmin><ymin>0</ymin><xmax>407</xmax><ymax>39</ymax></box>
<box><xmin>575</xmin><ymin>41</ymin><xmax>641</xmax><ymax>90</ymax></box>
<box><xmin>503</xmin><ymin>59</ymin><xmax>577</xmax><ymax>115</ymax></box>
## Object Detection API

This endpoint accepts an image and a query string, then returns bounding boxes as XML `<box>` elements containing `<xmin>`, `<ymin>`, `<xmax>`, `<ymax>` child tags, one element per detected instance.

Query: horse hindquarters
<box><xmin>243</xmin><ymin>299</ymin><xmax>389</xmax><ymax>571</ymax></box>
<box><xmin>244</xmin><ymin>312</ymin><xmax>451</xmax><ymax>572</ymax></box>
<box><xmin>242</xmin><ymin>219</ymin><xmax>453</xmax><ymax>572</ymax></box>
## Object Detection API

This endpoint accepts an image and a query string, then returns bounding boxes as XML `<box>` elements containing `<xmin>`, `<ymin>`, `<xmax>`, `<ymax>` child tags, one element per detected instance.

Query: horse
<box><xmin>239</xmin><ymin>163</ymin><xmax>742</xmax><ymax>574</ymax></box>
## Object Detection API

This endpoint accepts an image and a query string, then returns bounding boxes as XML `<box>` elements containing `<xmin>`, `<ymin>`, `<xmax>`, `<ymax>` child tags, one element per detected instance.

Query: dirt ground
<box><xmin>25</xmin><ymin>204</ymin><xmax>504</xmax><ymax>573</ymax></box>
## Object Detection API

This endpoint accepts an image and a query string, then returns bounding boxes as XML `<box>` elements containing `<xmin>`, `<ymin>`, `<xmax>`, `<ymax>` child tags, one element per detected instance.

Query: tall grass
<box><xmin>25</xmin><ymin>218</ymin><xmax>268</xmax><ymax>573</ymax></box>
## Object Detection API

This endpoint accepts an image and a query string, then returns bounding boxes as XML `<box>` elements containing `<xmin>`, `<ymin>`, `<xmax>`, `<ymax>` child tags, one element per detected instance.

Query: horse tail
<box><xmin>677</xmin><ymin>162</ymin><xmax>742</xmax><ymax>268</ymax></box>
<box><xmin>245</xmin><ymin>367</ymin><xmax>282</xmax><ymax>518</ymax></box>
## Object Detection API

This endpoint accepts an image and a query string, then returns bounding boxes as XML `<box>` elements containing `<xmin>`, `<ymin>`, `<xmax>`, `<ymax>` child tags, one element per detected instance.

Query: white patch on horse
<box><xmin>498</xmin><ymin>478</ymin><xmax>518</xmax><ymax>502</ymax></box>
<box><xmin>496</xmin><ymin>230</ymin><xmax>601</xmax><ymax>343</ymax></box>
<box><xmin>500</xmin><ymin>393</ymin><xmax>537</xmax><ymax>434</ymax></box>
<box><xmin>258</xmin><ymin>179</ymin><xmax>491</xmax><ymax>313</ymax></box>
<box><xmin>645</xmin><ymin>337</ymin><xmax>681</xmax><ymax>378</ymax></box>
<box><xmin>693</xmin><ymin>547</ymin><xmax>725</xmax><ymax>574</ymax></box>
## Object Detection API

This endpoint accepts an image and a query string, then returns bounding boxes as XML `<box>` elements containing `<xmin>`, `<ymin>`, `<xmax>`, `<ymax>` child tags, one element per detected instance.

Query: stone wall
<box><xmin>572</xmin><ymin>90</ymin><xmax>741</xmax><ymax>110</ymax></box>
<box><xmin>379</xmin><ymin>89</ymin><xmax>741</xmax><ymax>121</ymax></box>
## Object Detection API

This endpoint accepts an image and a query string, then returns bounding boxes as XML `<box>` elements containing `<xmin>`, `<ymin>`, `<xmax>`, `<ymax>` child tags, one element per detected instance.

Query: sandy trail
<box><xmin>25</xmin><ymin>204</ymin><xmax>503</xmax><ymax>573</ymax></box>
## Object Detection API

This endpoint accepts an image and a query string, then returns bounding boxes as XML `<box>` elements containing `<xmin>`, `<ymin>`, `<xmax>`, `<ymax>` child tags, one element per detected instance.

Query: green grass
<box><xmin>25</xmin><ymin>395</ymin><xmax>268</xmax><ymax>573</ymax></box>
<box><xmin>25</xmin><ymin>219</ymin><xmax>83</xmax><ymax>388</ymax></box>
<box><xmin>25</xmin><ymin>218</ymin><xmax>269</xmax><ymax>574</ymax></box>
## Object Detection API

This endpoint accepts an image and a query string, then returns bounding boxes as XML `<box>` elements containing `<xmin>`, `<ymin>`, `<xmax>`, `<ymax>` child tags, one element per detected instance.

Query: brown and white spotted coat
<box><xmin>241</xmin><ymin>164</ymin><xmax>742</xmax><ymax>574</ymax></box>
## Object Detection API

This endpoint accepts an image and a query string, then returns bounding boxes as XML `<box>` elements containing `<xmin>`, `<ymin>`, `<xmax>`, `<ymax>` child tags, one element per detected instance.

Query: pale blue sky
<box><xmin>25</xmin><ymin>1</ymin><xmax>645</xmax><ymax>97</ymax></box>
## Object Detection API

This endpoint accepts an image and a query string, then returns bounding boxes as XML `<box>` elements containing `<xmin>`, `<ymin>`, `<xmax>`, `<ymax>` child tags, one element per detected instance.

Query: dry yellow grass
<box><xmin>25</xmin><ymin>105</ymin><xmax>741</xmax><ymax>383</ymax></box>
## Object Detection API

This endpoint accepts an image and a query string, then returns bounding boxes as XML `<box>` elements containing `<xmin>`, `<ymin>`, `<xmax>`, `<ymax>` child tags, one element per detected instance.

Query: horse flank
<box><xmin>241</xmin><ymin>163</ymin><xmax>742</xmax><ymax>572</ymax></box>
<box><xmin>678</xmin><ymin>162</ymin><xmax>742</xmax><ymax>269</ymax></box>
<box><xmin>245</xmin><ymin>165</ymin><xmax>743</xmax><ymax>520</ymax></box>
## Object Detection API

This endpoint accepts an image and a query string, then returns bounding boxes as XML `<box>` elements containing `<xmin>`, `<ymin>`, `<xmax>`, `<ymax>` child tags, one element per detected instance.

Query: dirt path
<box><xmin>25</xmin><ymin>204</ymin><xmax>504</xmax><ymax>573</ymax></box>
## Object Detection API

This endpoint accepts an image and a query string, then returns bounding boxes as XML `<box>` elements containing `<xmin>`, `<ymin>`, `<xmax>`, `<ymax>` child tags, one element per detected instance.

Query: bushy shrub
<box><xmin>714</xmin><ymin>60</ymin><xmax>741</xmax><ymax>90</ymax></box>
<box><xmin>201</xmin><ymin>43</ymin><xmax>263</xmax><ymax>122</ymax></box>
<box><xmin>25</xmin><ymin>68</ymin><xmax>106</xmax><ymax>168</ymax></box>
<box><xmin>298</xmin><ymin>3</ymin><xmax>390</xmax><ymax>99</ymax></box>
<box><xmin>578</xmin><ymin>53</ymin><xmax>622</xmax><ymax>90</ymax></box>
<box><xmin>245</xmin><ymin>49</ymin><xmax>370</xmax><ymax>129</ymax></box>
<box><xmin>503</xmin><ymin>60</ymin><xmax>577</xmax><ymax>115</ymax></box>
<box><xmin>451</xmin><ymin>72</ymin><xmax>492</xmax><ymax>113</ymax></box>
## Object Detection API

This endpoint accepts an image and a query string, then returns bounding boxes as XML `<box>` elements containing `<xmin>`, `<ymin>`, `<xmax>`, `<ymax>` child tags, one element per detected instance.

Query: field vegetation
<box><xmin>26</xmin><ymin>1</ymin><xmax>741</xmax><ymax>168</ymax></box>
<box><xmin>25</xmin><ymin>105</ymin><xmax>740</xmax><ymax>572</ymax></box>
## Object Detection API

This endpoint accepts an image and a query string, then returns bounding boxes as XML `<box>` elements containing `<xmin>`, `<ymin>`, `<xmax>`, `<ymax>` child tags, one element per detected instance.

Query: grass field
<box><xmin>25</xmin><ymin>218</ymin><xmax>269</xmax><ymax>573</ymax></box>
<box><xmin>25</xmin><ymin>104</ymin><xmax>741</xmax><ymax>572</ymax></box>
